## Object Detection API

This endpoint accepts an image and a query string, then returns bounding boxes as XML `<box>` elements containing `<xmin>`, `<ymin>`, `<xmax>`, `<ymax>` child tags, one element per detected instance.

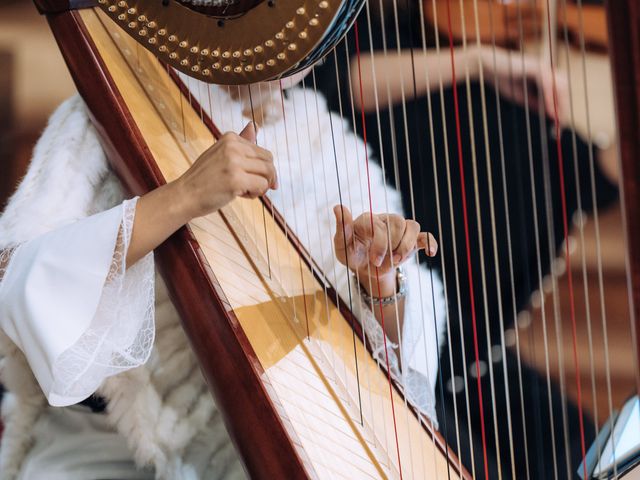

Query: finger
<box><xmin>333</xmin><ymin>204</ymin><xmax>354</xmax><ymax>249</ymax></box>
<box><xmin>369</xmin><ymin>217</ymin><xmax>389</xmax><ymax>267</ymax></box>
<box><xmin>239</xmin><ymin>121</ymin><xmax>257</xmax><ymax>143</ymax></box>
<box><xmin>393</xmin><ymin>220</ymin><xmax>420</xmax><ymax>263</ymax></box>
<box><xmin>417</xmin><ymin>232</ymin><xmax>438</xmax><ymax>257</ymax></box>
<box><xmin>237</xmin><ymin>173</ymin><xmax>270</xmax><ymax>198</ymax></box>
<box><xmin>384</xmin><ymin>214</ymin><xmax>406</xmax><ymax>252</ymax></box>
<box><xmin>242</xmin><ymin>158</ymin><xmax>278</xmax><ymax>190</ymax></box>
<box><xmin>238</xmin><ymin>140</ymin><xmax>274</xmax><ymax>163</ymax></box>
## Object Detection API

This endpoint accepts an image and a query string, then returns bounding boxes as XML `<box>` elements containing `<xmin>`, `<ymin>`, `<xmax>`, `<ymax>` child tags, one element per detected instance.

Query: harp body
<box><xmin>32</xmin><ymin>0</ymin><xmax>640</xmax><ymax>478</ymax></box>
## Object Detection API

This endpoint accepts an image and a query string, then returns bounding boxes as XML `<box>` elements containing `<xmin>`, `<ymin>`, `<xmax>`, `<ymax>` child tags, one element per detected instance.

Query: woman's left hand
<box><xmin>332</xmin><ymin>205</ymin><xmax>437</xmax><ymax>283</ymax></box>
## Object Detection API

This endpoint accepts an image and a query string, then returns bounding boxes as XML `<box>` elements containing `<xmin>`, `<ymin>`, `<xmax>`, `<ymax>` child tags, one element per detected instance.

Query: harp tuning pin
<box><xmin>190</xmin><ymin>46</ymin><xmax>198</xmax><ymax>53</ymax></box>
<box><xmin>264</xmin><ymin>40</ymin><xmax>274</xmax><ymax>47</ymax></box>
<box><xmin>147</xmin><ymin>21</ymin><xmax>157</xmax><ymax>29</ymax></box>
<box><xmin>232</xmin><ymin>51</ymin><xmax>241</xmax><ymax>58</ymax></box>
<box><xmin>169</xmin><ymin>52</ymin><xmax>178</xmax><ymax>59</ymax></box>
<box><xmin>191</xmin><ymin>65</ymin><xmax>200</xmax><ymax>72</ymax></box>
<box><xmin>137</xmin><ymin>15</ymin><xmax>146</xmax><ymax>22</ymax></box>
<box><xmin>117</xmin><ymin>13</ymin><xmax>126</xmax><ymax>20</ymax></box>
<box><xmin>158</xmin><ymin>29</ymin><xmax>166</xmax><ymax>36</ymax></box>
<box><xmin>285</xmin><ymin>21</ymin><xmax>294</xmax><ymax>29</ymax></box>
<box><xmin>275</xmin><ymin>32</ymin><xmax>284</xmax><ymax>40</ymax></box>
<box><xmin>200</xmin><ymin>49</ymin><xmax>209</xmax><ymax>56</ymax></box>
<box><xmin>222</xmin><ymin>51</ymin><xmax>230</xmax><ymax>58</ymax></box>
<box><xmin>223</xmin><ymin>65</ymin><xmax>231</xmax><ymax>72</ymax></box>
<box><xmin>202</xmin><ymin>69</ymin><xmax>211</xmax><ymax>76</ymax></box>
<box><xmin>298</xmin><ymin>31</ymin><xmax>307</xmax><ymax>39</ymax></box>
<box><xmin>117</xmin><ymin>0</ymin><xmax>126</xmax><ymax>6</ymax></box>
<box><xmin>148</xmin><ymin>37</ymin><xmax>157</xmax><ymax>44</ymax></box>
<box><xmin>244</xmin><ymin>65</ymin><xmax>253</xmax><ymax>72</ymax></box>
<box><xmin>254</xmin><ymin>46</ymin><xmax>263</xmax><ymax>53</ymax></box>
<box><xmin>296</xmin><ymin>7</ymin><xmax>305</xmax><ymax>14</ymax></box>
<box><xmin>159</xmin><ymin>45</ymin><xmax>167</xmax><ymax>52</ymax></box>
<box><xmin>277</xmin><ymin>52</ymin><xmax>285</xmax><ymax>60</ymax></box>
<box><xmin>287</xmin><ymin>43</ymin><xmax>297</xmax><ymax>51</ymax></box>
<box><xmin>97</xmin><ymin>0</ymin><xmax>106</xmax><ymax>4</ymax></box>
<box><xmin>212</xmin><ymin>62</ymin><xmax>221</xmax><ymax>69</ymax></box>
<box><xmin>168</xmin><ymin>35</ymin><xmax>177</xmax><ymax>42</ymax></box>
<box><xmin>108</xmin><ymin>5</ymin><xmax>117</xmax><ymax>12</ymax></box>
<box><xmin>309</xmin><ymin>18</ymin><xmax>319</xmax><ymax>26</ymax></box>
<box><xmin>244</xmin><ymin>49</ymin><xmax>252</xmax><ymax>56</ymax></box>
<box><xmin>266</xmin><ymin>59</ymin><xmax>275</xmax><ymax>66</ymax></box>
<box><xmin>319</xmin><ymin>1</ymin><xmax>328</xmax><ymax>8</ymax></box>
<box><xmin>127</xmin><ymin>7</ymin><xmax>136</xmax><ymax>14</ymax></box>
<box><xmin>211</xmin><ymin>49</ymin><xmax>220</xmax><ymax>58</ymax></box>
<box><xmin>179</xmin><ymin>40</ymin><xmax>188</xmax><ymax>48</ymax></box>
<box><xmin>180</xmin><ymin>59</ymin><xmax>189</xmax><ymax>66</ymax></box>
<box><xmin>128</xmin><ymin>21</ymin><xmax>137</xmax><ymax>28</ymax></box>
<box><xmin>256</xmin><ymin>63</ymin><xmax>264</xmax><ymax>70</ymax></box>
<box><xmin>138</xmin><ymin>29</ymin><xmax>147</xmax><ymax>36</ymax></box>
<box><xmin>233</xmin><ymin>66</ymin><xmax>242</xmax><ymax>73</ymax></box>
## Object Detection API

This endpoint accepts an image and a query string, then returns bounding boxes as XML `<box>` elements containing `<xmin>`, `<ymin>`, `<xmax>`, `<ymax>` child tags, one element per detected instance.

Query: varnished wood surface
<box><xmin>69</xmin><ymin>7</ymin><xmax>468</xmax><ymax>479</ymax></box>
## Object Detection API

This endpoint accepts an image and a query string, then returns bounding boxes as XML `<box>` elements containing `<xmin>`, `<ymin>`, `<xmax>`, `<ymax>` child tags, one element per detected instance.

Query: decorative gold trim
<box><xmin>97</xmin><ymin>0</ymin><xmax>339</xmax><ymax>84</ymax></box>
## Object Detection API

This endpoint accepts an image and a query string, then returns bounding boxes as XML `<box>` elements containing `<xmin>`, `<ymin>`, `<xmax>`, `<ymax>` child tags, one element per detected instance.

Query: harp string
<box><xmin>476</xmin><ymin>0</ymin><xmax>529</xmax><ymax>476</ymax></box>
<box><xmin>558</xmin><ymin>0</ymin><xmax>607</xmax><ymax>470</ymax></box>
<box><xmin>353</xmin><ymin>20</ymin><xmax>405</xmax><ymax>477</ymax></box>
<box><xmin>428</xmin><ymin>1</ymin><xmax>481</xmax><ymax>477</ymax></box>
<box><xmin>574</xmin><ymin>0</ymin><xmax>617</xmax><ymax>469</ymax></box>
<box><xmin>455</xmin><ymin>1</ymin><xmax>508</xmax><ymax>476</ymax></box>
<box><xmin>500</xmin><ymin>4</ymin><xmax>541</xmax><ymax>478</ymax></box>
<box><xmin>381</xmin><ymin>0</ymin><xmax>458</xmax><ymax>477</ymax></box>
<box><xmin>296</xmin><ymin>71</ymin><xmax>367</xmax><ymax>423</ymax></box>
<box><xmin>416</xmin><ymin>0</ymin><xmax>466</xmax><ymax>475</ymax></box>
<box><xmin>355</xmin><ymin>14</ymin><xmax>415</xmax><ymax>460</ymax></box>
<box><xmin>442</xmin><ymin>1</ymin><xmax>491</xmax><ymax>478</ymax></box>
<box><xmin>538</xmin><ymin>1</ymin><xmax>573</xmax><ymax>476</ymax></box>
<box><xmin>360</xmin><ymin>1</ymin><xmax>431</xmax><ymax>475</ymax></box>
<box><xmin>246</xmin><ymin>85</ymin><xmax>273</xmax><ymax>280</ymax></box>
<box><xmin>543</xmin><ymin>1</ymin><xmax>589</xmax><ymax>477</ymax></box>
<box><xmin>273</xmin><ymin>81</ymin><xmax>314</xmax><ymax>342</ymax></box>
<box><xmin>333</xmin><ymin>33</ymin><xmax>391</xmax><ymax>469</ymax></box>
<box><xmin>312</xmin><ymin>68</ymin><xmax>361</xmax><ymax>395</ymax></box>
<box><xmin>523</xmin><ymin>0</ymin><xmax>568</xmax><ymax>478</ymax></box>
<box><xmin>301</xmin><ymin>71</ymin><xmax>344</xmax><ymax>388</ymax></box>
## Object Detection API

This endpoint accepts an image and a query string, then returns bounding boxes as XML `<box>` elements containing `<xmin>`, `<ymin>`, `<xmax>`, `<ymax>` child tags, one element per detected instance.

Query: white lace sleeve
<box><xmin>0</xmin><ymin>198</ymin><xmax>155</xmax><ymax>407</ymax></box>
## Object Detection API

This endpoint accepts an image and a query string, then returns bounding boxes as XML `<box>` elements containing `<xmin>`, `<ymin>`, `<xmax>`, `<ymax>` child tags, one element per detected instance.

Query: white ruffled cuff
<box><xmin>0</xmin><ymin>198</ymin><xmax>155</xmax><ymax>406</ymax></box>
<box><xmin>350</xmin><ymin>265</ymin><xmax>440</xmax><ymax>427</ymax></box>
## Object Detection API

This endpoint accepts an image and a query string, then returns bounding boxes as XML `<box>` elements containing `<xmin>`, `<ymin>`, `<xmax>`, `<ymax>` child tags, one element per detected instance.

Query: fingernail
<box><xmin>429</xmin><ymin>246</ymin><xmax>437</xmax><ymax>256</ymax></box>
<box><xmin>393</xmin><ymin>253</ymin><xmax>402</xmax><ymax>263</ymax></box>
<box><xmin>375</xmin><ymin>255</ymin><xmax>384</xmax><ymax>267</ymax></box>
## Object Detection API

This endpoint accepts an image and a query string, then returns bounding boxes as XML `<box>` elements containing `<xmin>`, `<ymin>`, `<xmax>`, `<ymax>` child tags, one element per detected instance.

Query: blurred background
<box><xmin>0</xmin><ymin>0</ymin><xmax>635</xmax><ymax>429</ymax></box>
<box><xmin>0</xmin><ymin>0</ymin><xmax>75</xmax><ymax>207</ymax></box>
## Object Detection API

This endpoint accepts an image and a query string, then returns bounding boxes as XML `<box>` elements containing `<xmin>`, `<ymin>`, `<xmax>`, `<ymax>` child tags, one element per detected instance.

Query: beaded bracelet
<box><xmin>355</xmin><ymin>267</ymin><xmax>407</xmax><ymax>306</ymax></box>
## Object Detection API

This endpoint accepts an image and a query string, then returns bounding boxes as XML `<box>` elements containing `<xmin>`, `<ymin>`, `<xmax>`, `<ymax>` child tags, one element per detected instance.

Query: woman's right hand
<box><xmin>175</xmin><ymin>122</ymin><xmax>278</xmax><ymax>221</ymax></box>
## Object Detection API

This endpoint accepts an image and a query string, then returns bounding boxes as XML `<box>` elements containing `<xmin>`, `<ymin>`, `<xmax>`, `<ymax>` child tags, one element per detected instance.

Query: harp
<box><xmin>31</xmin><ymin>0</ymin><xmax>640</xmax><ymax>478</ymax></box>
